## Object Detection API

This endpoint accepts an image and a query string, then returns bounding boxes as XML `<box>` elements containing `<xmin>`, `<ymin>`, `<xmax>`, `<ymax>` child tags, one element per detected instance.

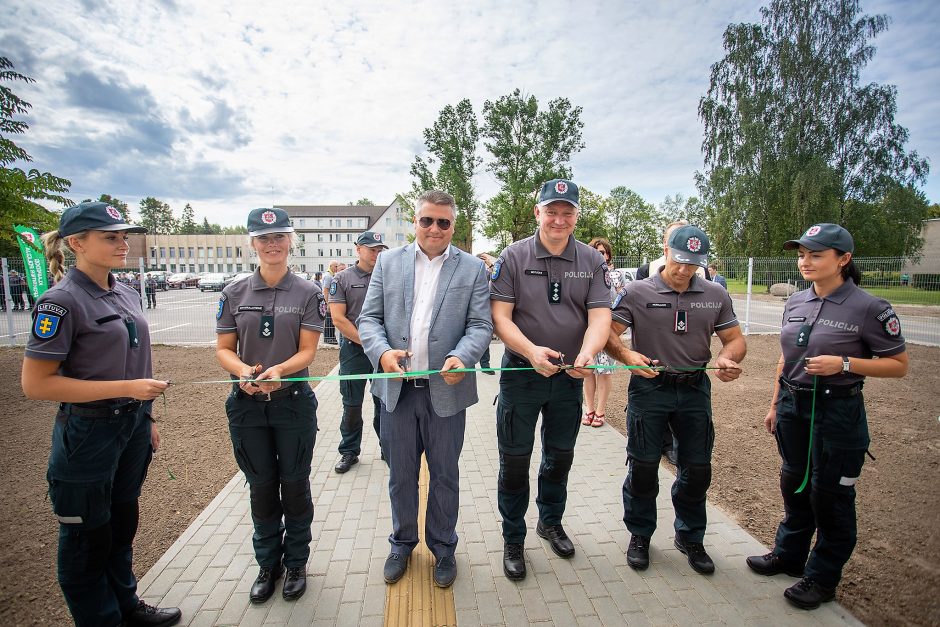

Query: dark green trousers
<box><xmin>622</xmin><ymin>374</ymin><xmax>714</xmax><ymax>543</ymax></box>
<box><xmin>496</xmin><ymin>353</ymin><xmax>583</xmax><ymax>543</ymax></box>
<box><xmin>337</xmin><ymin>337</ymin><xmax>381</xmax><ymax>456</ymax></box>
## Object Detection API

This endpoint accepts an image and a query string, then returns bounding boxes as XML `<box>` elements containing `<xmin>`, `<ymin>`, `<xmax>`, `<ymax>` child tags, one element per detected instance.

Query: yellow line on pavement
<box><xmin>385</xmin><ymin>454</ymin><xmax>457</xmax><ymax>627</ymax></box>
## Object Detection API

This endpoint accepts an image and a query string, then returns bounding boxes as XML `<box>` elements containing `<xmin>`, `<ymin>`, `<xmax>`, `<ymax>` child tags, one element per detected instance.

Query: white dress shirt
<box><xmin>409</xmin><ymin>244</ymin><xmax>451</xmax><ymax>374</ymax></box>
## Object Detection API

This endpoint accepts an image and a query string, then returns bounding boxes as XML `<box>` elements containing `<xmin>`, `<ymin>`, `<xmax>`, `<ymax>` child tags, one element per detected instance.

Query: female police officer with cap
<box><xmin>746</xmin><ymin>223</ymin><xmax>908</xmax><ymax>610</ymax></box>
<box><xmin>21</xmin><ymin>201</ymin><xmax>180</xmax><ymax>627</ymax></box>
<box><xmin>216</xmin><ymin>208</ymin><xmax>325</xmax><ymax>603</ymax></box>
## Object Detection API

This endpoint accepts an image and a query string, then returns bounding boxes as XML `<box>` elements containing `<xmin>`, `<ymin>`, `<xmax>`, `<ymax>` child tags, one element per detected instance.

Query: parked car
<box><xmin>167</xmin><ymin>272</ymin><xmax>200</xmax><ymax>289</ymax></box>
<box><xmin>146</xmin><ymin>271</ymin><xmax>170</xmax><ymax>291</ymax></box>
<box><xmin>230</xmin><ymin>271</ymin><xmax>254</xmax><ymax>284</ymax></box>
<box><xmin>198</xmin><ymin>273</ymin><xmax>233</xmax><ymax>292</ymax></box>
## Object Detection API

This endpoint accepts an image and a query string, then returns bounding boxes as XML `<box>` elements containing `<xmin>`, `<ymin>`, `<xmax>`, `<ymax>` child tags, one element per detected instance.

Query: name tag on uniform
<box><xmin>351</xmin><ymin>284</ymin><xmax>366</xmax><ymax>288</ymax></box>
<box><xmin>788</xmin><ymin>316</ymin><xmax>806</xmax><ymax>322</ymax></box>
<box><xmin>647</xmin><ymin>302</ymin><xmax>672</xmax><ymax>309</ymax></box>
<box><xmin>239</xmin><ymin>305</ymin><xmax>263</xmax><ymax>312</ymax></box>
<box><xmin>525</xmin><ymin>269</ymin><xmax>548</xmax><ymax>276</ymax></box>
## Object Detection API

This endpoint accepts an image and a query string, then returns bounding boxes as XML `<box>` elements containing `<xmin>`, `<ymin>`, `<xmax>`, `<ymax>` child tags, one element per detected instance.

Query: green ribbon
<box><xmin>793</xmin><ymin>375</ymin><xmax>818</xmax><ymax>494</ymax></box>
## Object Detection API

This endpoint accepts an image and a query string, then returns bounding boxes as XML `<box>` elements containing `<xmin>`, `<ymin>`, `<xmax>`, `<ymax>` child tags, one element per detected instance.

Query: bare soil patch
<box><xmin>0</xmin><ymin>345</ymin><xmax>339</xmax><ymax>626</ymax></box>
<box><xmin>602</xmin><ymin>334</ymin><xmax>940</xmax><ymax>626</ymax></box>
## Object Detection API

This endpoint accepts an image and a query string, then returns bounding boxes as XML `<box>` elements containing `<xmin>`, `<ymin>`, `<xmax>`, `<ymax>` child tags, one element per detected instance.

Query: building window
<box><xmin>386</xmin><ymin>217</ymin><xmax>391</xmax><ymax>226</ymax></box>
<box><xmin>347</xmin><ymin>233</ymin><xmax>353</xmax><ymax>241</ymax></box>
<box><xmin>159</xmin><ymin>247</ymin><xmax>166</xmax><ymax>258</ymax></box>
<box><xmin>188</xmin><ymin>247</ymin><xmax>195</xmax><ymax>258</ymax></box>
<box><xmin>169</xmin><ymin>248</ymin><xmax>175</xmax><ymax>258</ymax></box>
<box><xmin>318</xmin><ymin>234</ymin><xmax>324</xmax><ymax>242</ymax></box>
<box><xmin>207</xmin><ymin>248</ymin><xmax>214</xmax><ymax>258</ymax></box>
<box><xmin>299</xmin><ymin>218</ymin><xmax>305</xmax><ymax>226</ymax></box>
<box><xmin>397</xmin><ymin>233</ymin><xmax>405</xmax><ymax>241</ymax></box>
<box><xmin>216</xmin><ymin>247</ymin><xmax>223</xmax><ymax>257</ymax></box>
<box><xmin>347</xmin><ymin>248</ymin><xmax>353</xmax><ymax>256</ymax></box>
<box><xmin>198</xmin><ymin>264</ymin><xmax>205</xmax><ymax>272</ymax></box>
<box><xmin>150</xmin><ymin>247</ymin><xmax>156</xmax><ymax>260</ymax></box>
<box><xmin>317</xmin><ymin>219</ymin><xmax>324</xmax><ymax>228</ymax></box>
<box><xmin>318</xmin><ymin>248</ymin><xmax>324</xmax><ymax>256</ymax></box>
<box><xmin>235</xmin><ymin>247</ymin><xmax>242</xmax><ymax>257</ymax></box>
<box><xmin>318</xmin><ymin>263</ymin><xmax>324</xmax><ymax>271</ymax></box>
<box><xmin>299</xmin><ymin>249</ymin><xmax>305</xmax><ymax>256</ymax></box>
<box><xmin>236</xmin><ymin>264</ymin><xmax>243</xmax><ymax>271</ymax></box>
<box><xmin>347</xmin><ymin>219</ymin><xmax>353</xmax><ymax>227</ymax></box>
<box><xmin>225</xmin><ymin>247</ymin><xmax>232</xmax><ymax>257</ymax></box>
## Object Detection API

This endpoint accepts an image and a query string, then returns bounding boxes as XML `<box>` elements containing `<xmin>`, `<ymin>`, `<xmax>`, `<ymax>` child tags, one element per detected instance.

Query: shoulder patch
<box><xmin>33</xmin><ymin>302</ymin><xmax>68</xmax><ymax>340</ymax></box>
<box><xmin>602</xmin><ymin>263</ymin><xmax>611</xmax><ymax>289</ymax></box>
<box><xmin>883</xmin><ymin>314</ymin><xmax>901</xmax><ymax>337</ymax></box>
<box><xmin>491</xmin><ymin>258</ymin><xmax>503</xmax><ymax>281</ymax></box>
<box><xmin>612</xmin><ymin>292</ymin><xmax>625</xmax><ymax>309</ymax></box>
<box><xmin>216</xmin><ymin>294</ymin><xmax>226</xmax><ymax>320</ymax></box>
<box><xmin>317</xmin><ymin>292</ymin><xmax>327</xmax><ymax>318</ymax></box>
<box><xmin>329</xmin><ymin>281</ymin><xmax>337</xmax><ymax>295</ymax></box>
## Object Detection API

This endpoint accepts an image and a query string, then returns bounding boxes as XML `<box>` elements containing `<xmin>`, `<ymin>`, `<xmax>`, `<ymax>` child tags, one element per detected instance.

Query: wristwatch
<box><xmin>842</xmin><ymin>356</ymin><xmax>851</xmax><ymax>373</ymax></box>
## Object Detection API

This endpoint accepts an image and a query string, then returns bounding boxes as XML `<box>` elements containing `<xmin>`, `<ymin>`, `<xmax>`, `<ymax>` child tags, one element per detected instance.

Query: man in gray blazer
<box><xmin>359</xmin><ymin>189</ymin><xmax>492</xmax><ymax>589</ymax></box>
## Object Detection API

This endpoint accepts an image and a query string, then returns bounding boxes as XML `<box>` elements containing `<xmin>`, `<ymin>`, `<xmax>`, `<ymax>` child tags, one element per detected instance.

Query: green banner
<box><xmin>14</xmin><ymin>225</ymin><xmax>49</xmax><ymax>299</ymax></box>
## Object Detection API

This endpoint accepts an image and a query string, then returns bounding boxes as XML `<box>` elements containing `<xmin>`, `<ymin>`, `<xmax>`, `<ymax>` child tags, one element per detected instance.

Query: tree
<box><xmin>137</xmin><ymin>197</ymin><xmax>177</xmax><ymax>234</ymax></box>
<box><xmin>572</xmin><ymin>187</ymin><xmax>608</xmax><ymax>245</ymax></box>
<box><xmin>221</xmin><ymin>225</ymin><xmax>248</xmax><ymax>234</ymax></box>
<box><xmin>606</xmin><ymin>187</ymin><xmax>664</xmax><ymax>261</ymax></box>
<box><xmin>481</xmin><ymin>89</ymin><xmax>585</xmax><ymax>247</ymax></box>
<box><xmin>698</xmin><ymin>0</ymin><xmax>929</xmax><ymax>256</ymax></box>
<box><xmin>0</xmin><ymin>57</ymin><xmax>70</xmax><ymax>256</ymax></box>
<box><xmin>347</xmin><ymin>198</ymin><xmax>376</xmax><ymax>206</ymax></box>
<box><xmin>178</xmin><ymin>203</ymin><xmax>198</xmax><ymax>234</ymax></box>
<box><xmin>98</xmin><ymin>195</ymin><xmax>131</xmax><ymax>222</ymax></box>
<box><xmin>200</xmin><ymin>217</ymin><xmax>220</xmax><ymax>235</ymax></box>
<box><xmin>408</xmin><ymin>99</ymin><xmax>482</xmax><ymax>252</ymax></box>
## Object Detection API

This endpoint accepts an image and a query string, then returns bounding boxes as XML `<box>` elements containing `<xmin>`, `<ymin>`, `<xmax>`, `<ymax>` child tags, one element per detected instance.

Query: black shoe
<box><xmin>627</xmin><ymin>534</ymin><xmax>650</xmax><ymax>570</ymax></box>
<box><xmin>433</xmin><ymin>555</ymin><xmax>457</xmax><ymax>588</ymax></box>
<box><xmin>503</xmin><ymin>543</ymin><xmax>526</xmax><ymax>580</ymax></box>
<box><xmin>674</xmin><ymin>536</ymin><xmax>715</xmax><ymax>574</ymax></box>
<box><xmin>249</xmin><ymin>565</ymin><xmax>284</xmax><ymax>603</ymax></box>
<box><xmin>536</xmin><ymin>521</ymin><xmax>575</xmax><ymax>558</ymax></box>
<box><xmin>746</xmin><ymin>552</ymin><xmax>804</xmax><ymax>578</ymax></box>
<box><xmin>663</xmin><ymin>448</ymin><xmax>678</xmax><ymax>466</ymax></box>
<box><xmin>384</xmin><ymin>553</ymin><xmax>408</xmax><ymax>584</ymax></box>
<box><xmin>334</xmin><ymin>453</ymin><xmax>359</xmax><ymax>474</ymax></box>
<box><xmin>784</xmin><ymin>577</ymin><xmax>836</xmax><ymax>610</ymax></box>
<box><xmin>481</xmin><ymin>365</ymin><xmax>495</xmax><ymax>375</ymax></box>
<box><xmin>124</xmin><ymin>600</ymin><xmax>182</xmax><ymax>627</ymax></box>
<box><xmin>282</xmin><ymin>566</ymin><xmax>307</xmax><ymax>600</ymax></box>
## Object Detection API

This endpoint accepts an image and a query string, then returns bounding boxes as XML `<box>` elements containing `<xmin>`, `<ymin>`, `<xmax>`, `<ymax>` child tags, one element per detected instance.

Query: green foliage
<box><xmin>408</xmin><ymin>99</ymin><xmax>481</xmax><ymax>252</ymax></box>
<box><xmin>347</xmin><ymin>198</ymin><xmax>376</xmax><ymax>206</ymax></box>
<box><xmin>572</xmin><ymin>187</ymin><xmax>608</xmax><ymax>244</ymax></box>
<box><xmin>480</xmin><ymin>89</ymin><xmax>585</xmax><ymax>248</ymax></box>
<box><xmin>698</xmin><ymin>0</ymin><xmax>929</xmax><ymax>256</ymax></box>
<box><xmin>928</xmin><ymin>203</ymin><xmax>940</xmax><ymax>219</ymax></box>
<box><xmin>607</xmin><ymin>187</ymin><xmax>664</xmax><ymax>260</ymax></box>
<box><xmin>178</xmin><ymin>203</ymin><xmax>198</xmax><ymax>234</ymax></box>
<box><xmin>137</xmin><ymin>197</ymin><xmax>177</xmax><ymax>234</ymax></box>
<box><xmin>220</xmin><ymin>225</ymin><xmax>248</xmax><ymax>234</ymax></box>
<box><xmin>0</xmin><ymin>57</ymin><xmax>71</xmax><ymax>256</ymax></box>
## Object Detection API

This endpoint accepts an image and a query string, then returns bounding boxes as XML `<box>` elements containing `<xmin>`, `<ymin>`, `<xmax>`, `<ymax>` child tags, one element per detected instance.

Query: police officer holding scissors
<box><xmin>605</xmin><ymin>225</ymin><xmax>745</xmax><ymax>575</ymax></box>
<box><xmin>216</xmin><ymin>208</ymin><xmax>325</xmax><ymax>603</ymax></box>
<box><xmin>21</xmin><ymin>201</ymin><xmax>180</xmax><ymax>627</ymax></box>
<box><xmin>490</xmin><ymin>178</ymin><xmax>612</xmax><ymax>580</ymax></box>
<box><xmin>329</xmin><ymin>230</ymin><xmax>388</xmax><ymax>474</ymax></box>
<box><xmin>746</xmin><ymin>224</ymin><xmax>908</xmax><ymax>610</ymax></box>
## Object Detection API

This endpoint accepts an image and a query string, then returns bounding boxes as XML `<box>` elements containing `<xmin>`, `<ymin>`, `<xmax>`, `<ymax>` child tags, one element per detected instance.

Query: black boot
<box><xmin>249</xmin><ymin>565</ymin><xmax>284</xmax><ymax>603</ymax></box>
<box><xmin>282</xmin><ymin>566</ymin><xmax>307</xmax><ymax>600</ymax></box>
<box><xmin>503</xmin><ymin>543</ymin><xmax>526</xmax><ymax>580</ymax></box>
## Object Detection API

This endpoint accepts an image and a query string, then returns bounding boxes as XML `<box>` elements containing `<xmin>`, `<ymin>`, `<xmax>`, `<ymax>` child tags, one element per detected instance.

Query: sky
<box><xmin>3</xmin><ymin>0</ymin><xmax>938</xmax><ymax>236</ymax></box>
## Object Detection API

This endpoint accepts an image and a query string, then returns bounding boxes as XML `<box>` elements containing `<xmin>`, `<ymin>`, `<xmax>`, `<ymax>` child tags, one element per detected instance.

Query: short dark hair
<box><xmin>416</xmin><ymin>190</ymin><xmax>457</xmax><ymax>217</ymax></box>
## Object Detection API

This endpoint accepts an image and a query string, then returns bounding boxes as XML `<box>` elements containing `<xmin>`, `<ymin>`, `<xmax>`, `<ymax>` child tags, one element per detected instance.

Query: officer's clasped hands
<box><xmin>253</xmin><ymin>366</ymin><xmax>285</xmax><ymax>393</ymax></box>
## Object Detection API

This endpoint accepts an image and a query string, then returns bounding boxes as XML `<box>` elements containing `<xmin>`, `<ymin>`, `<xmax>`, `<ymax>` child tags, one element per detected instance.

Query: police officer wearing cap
<box><xmin>490</xmin><ymin>178</ymin><xmax>612</xmax><ymax>580</ymax></box>
<box><xmin>216</xmin><ymin>208</ymin><xmax>326</xmax><ymax>603</ymax></box>
<box><xmin>21</xmin><ymin>202</ymin><xmax>181</xmax><ymax>627</ymax></box>
<box><xmin>746</xmin><ymin>224</ymin><xmax>908</xmax><ymax>610</ymax></box>
<box><xmin>329</xmin><ymin>230</ymin><xmax>388</xmax><ymax>474</ymax></box>
<box><xmin>606</xmin><ymin>225</ymin><xmax>745</xmax><ymax>576</ymax></box>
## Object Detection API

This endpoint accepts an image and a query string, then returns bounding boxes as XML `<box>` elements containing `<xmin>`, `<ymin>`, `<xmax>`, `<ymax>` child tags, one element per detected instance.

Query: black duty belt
<box><xmin>657</xmin><ymin>371</ymin><xmax>704</xmax><ymax>386</ymax></box>
<box><xmin>61</xmin><ymin>400</ymin><xmax>142</xmax><ymax>419</ymax></box>
<box><xmin>234</xmin><ymin>382</ymin><xmax>298</xmax><ymax>402</ymax></box>
<box><xmin>780</xmin><ymin>377</ymin><xmax>863</xmax><ymax>399</ymax></box>
<box><xmin>403</xmin><ymin>378</ymin><xmax>430</xmax><ymax>388</ymax></box>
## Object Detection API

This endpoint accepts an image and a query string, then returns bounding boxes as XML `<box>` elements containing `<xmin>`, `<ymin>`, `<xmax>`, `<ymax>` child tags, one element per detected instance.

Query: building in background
<box><xmin>145</xmin><ymin>233</ymin><xmax>254</xmax><ymax>274</ymax></box>
<box><xmin>278</xmin><ymin>200</ymin><xmax>410</xmax><ymax>272</ymax></box>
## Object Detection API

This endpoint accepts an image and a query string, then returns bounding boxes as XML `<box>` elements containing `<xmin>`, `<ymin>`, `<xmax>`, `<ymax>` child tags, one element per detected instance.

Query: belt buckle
<box><xmin>412</xmin><ymin>378</ymin><xmax>428</xmax><ymax>388</ymax></box>
<box><xmin>253</xmin><ymin>391</ymin><xmax>272</xmax><ymax>401</ymax></box>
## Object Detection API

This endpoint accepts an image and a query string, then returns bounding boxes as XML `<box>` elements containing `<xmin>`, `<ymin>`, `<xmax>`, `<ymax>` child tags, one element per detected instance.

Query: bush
<box><xmin>912</xmin><ymin>274</ymin><xmax>940</xmax><ymax>291</ymax></box>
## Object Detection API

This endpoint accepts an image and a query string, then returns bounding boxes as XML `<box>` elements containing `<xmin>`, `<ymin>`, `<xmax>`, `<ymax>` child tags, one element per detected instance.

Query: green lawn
<box><xmin>724</xmin><ymin>278</ymin><xmax>940</xmax><ymax>306</ymax></box>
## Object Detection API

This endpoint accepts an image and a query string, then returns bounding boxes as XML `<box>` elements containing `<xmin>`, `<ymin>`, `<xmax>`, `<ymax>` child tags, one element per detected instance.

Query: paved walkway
<box><xmin>138</xmin><ymin>344</ymin><xmax>861</xmax><ymax>626</ymax></box>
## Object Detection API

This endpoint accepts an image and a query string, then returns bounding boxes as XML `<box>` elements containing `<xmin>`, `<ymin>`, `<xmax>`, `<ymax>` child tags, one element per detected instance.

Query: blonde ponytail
<box><xmin>41</xmin><ymin>230</ymin><xmax>85</xmax><ymax>282</ymax></box>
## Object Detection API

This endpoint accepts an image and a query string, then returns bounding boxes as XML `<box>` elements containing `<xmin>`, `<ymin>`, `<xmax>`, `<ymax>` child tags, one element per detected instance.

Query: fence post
<box><xmin>138</xmin><ymin>257</ymin><xmax>146</xmax><ymax>311</ymax></box>
<box><xmin>744</xmin><ymin>257</ymin><xmax>754</xmax><ymax>336</ymax></box>
<box><xmin>2</xmin><ymin>259</ymin><xmax>14</xmax><ymax>345</ymax></box>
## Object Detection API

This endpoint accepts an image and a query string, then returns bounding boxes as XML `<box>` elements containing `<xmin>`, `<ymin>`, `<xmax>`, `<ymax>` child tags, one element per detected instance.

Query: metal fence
<box><xmin>3</xmin><ymin>256</ymin><xmax>939</xmax><ymax>347</ymax></box>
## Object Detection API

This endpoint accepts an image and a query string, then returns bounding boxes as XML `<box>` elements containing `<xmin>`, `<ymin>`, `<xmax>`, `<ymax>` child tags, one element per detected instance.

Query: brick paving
<box><xmin>138</xmin><ymin>344</ymin><xmax>862</xmax><ymax>626</ymax></box>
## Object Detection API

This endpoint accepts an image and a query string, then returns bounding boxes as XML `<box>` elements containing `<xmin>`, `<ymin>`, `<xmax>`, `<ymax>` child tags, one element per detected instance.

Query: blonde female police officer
<box><xmin>21</xmin><ymin>202</ymin><xmax>181</xmax><ymax>627</ymax></box>
<box><xmin>216</xmin><ymin>208</ymin><xmax>325</xmax><ymax>604</ymax></box>
<box><xmin>746</xmin><ymin>224</ymin><xmax>908</xmax><ymax>610</ymax></box>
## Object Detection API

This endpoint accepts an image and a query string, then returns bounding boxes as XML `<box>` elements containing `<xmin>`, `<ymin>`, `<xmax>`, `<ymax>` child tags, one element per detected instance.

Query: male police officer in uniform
<box><xmin>606</xmin><ymin>225</ymin><xmax>745</xmax><ymax>574</ymax></box>
<box><xmin>490</xmin><ymin>179</ymin><xmax>612</xmax><ymax>580</ymax></box>
<box><xmin>330</xmin><ymin>231</ymin><xmax>388</xmax><ymax>473</ymax></box>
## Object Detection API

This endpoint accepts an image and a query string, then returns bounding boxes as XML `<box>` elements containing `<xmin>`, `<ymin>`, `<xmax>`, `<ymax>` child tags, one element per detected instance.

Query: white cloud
<box><xmin>2</xmin><ymin>0</ymin><xmax>937</xmax><ymax>233</ymax></box>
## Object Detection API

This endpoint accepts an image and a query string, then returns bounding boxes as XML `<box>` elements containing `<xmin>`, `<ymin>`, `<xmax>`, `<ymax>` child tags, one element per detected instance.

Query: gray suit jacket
<box><xmin>358</xmin><ymin>243</ymin><xmax>493</xmax><ymax>416</ymax></box>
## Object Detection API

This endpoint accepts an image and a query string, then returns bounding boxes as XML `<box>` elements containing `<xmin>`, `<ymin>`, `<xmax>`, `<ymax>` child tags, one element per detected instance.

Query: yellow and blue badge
<box><xmin>33</xmin><ymin>303</ymin><xmax>68</xmax><ymax>340</ymax></box>
<box><xmin>491</xmin><ymin>258</ymin><xmax>503</xmax><ymax>281</ymax></box>
<box><xmin>216</xmin><ymin>294</ymin><xmax>226</xmax><ymax>320</ymax></box>
<box><xmin>329</xmin><ymin>281</ymin><xmax>337</xmax><ymax>295</ymax></box>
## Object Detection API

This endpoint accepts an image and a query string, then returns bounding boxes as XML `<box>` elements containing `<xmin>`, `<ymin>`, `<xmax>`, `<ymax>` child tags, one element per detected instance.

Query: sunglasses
<box><xmin>417</xmin><ymin>216</ymin><xmax>452</xmax><ymax>230</ymax></box>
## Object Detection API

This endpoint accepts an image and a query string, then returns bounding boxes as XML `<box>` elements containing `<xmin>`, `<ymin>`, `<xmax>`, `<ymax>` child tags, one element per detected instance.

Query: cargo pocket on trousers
<box><xmin>231</xmin><ymin>438</ymin><xmax>258</xmax><ymax>477</ymax></box>
<box><xmin>819</xmin><ymin>444</ymin><xmax>866</xmax><ymax>493</ymax></box>
<box><xmin>47</xmin><ymin>478</ymin><xmax>111</xmax><ymax>529</ymax></box>
<box><xmin>63</xmin><ymin>415</ymin><xmax>98</xmax><ymax>462</ymax></box>
<box><xmin>497</xmin><ymin>405</ymin><xmax>515</xmax><ymax>445</ymax></box>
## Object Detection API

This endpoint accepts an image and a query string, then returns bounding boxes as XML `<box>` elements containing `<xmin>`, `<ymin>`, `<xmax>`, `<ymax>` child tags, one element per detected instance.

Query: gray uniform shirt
<box><xmin>321</xmin><ymin>274</ymin><xmax>334</xmax><ymax>300</ymax></box>
<box><xmin>26</xmin><ymin>269</ymin><xmax>152</xmax><ymax>402</ymax></box>
<box><xmin>780</xmin><ymin>280</ymin><xmax>905</xmax><ymax>385</ymax></box>
<box><xmin>490</xmin><ymin>233</ymin><xmax>610</xmax><ymax>362</ymax></box>
<box><xmin>216</xmin><ymin>270</ymin><xmax>325</xmax><ymax>379</ymax></box>
<box><xmin>612</xmin><ymin>271</ymin><xmax>738</xmax><ymax>371</ymax></box>
<box><xmin>330</xmin><ymin>264</ymin><xmax>372</xmax><ymax>336</ymax></box>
